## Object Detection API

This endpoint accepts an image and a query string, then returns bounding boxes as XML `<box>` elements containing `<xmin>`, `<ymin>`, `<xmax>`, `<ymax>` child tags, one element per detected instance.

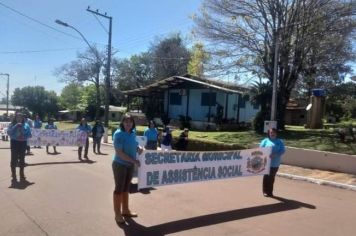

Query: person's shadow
<box><xmin>117</xmin><ymin>196</ymin><xmax>315</xmax><ymax>236</ymax></box>
<box><xmin>9</xmin><ymin>178</ymin><xmax>35</xmax><ymax>190</ymax></box>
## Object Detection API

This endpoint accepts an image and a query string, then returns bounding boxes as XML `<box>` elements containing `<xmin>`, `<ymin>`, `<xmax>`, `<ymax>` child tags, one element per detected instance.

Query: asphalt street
<box><xmin>0</xmin><ymin>140</ymin><xmax>355</xmax><ymax>236</ymax></box>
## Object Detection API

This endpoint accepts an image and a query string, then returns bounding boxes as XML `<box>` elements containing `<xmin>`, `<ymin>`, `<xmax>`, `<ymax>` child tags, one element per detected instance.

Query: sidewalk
<box><xmin>98</xmin><ymin>136</ymin><xmax>356</xmax><ymax>191</ymax></box>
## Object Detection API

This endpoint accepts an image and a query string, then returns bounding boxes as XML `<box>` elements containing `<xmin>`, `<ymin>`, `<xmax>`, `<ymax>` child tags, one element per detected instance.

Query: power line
<box><xmin>0</xmin><ymin>1</ymin><xmax>84</xmax><ymax>41</ymax></box>
<box><xmin>91</xmin><ymin>13</ymin><xmax>109</xmax><ymax>34</ymax></box>
<box><xmin>0</xmin><ymin>47</ymin><xmax>84</xmax><ymax>54</ymax></box>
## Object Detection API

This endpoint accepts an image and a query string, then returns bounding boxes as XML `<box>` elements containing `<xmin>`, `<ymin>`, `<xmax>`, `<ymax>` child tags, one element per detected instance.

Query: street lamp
<box><xmin>55</xmin><ymin>20</ymin><xmax>99</xmax><ymax>59</ymax></box>
<box><xmin>0</xmin><ymin>73</ymin><xmax>9</xmax><ymax>117</ymax></box>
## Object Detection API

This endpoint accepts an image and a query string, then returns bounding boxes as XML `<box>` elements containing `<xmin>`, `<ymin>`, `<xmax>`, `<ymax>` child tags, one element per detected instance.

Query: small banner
<box><xmin>27</xmin><ymin>128</ymin><xmax>87</xmax><ymax>146</ymax></box>
<box><xmin>0</xmin><ymin>122</ymin><xmax>10</xmax><ymax>135</ymax></box>
<box><xmin>138</xmin><ymin>147</ymin><xmax>271</xmax><ymax>189</ymax></box>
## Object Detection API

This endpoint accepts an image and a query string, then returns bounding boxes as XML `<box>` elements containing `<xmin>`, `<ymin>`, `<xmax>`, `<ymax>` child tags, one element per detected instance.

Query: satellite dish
<box><xmin>306</xmin><ymin>103</ymin><xmax>312</xmax><ymax>111</ymax></box>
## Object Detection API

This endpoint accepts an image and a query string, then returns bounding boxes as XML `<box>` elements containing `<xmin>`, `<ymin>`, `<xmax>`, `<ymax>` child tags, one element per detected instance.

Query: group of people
<box><xmin>7</xmin><ymin>111</ymin><xmax>285</xmax><ymax>225</ymax></box>
<box><xmin>7</xmin><ymin>113</ymin><xmax>107</xmax><ymax>182</ymax></box>
<box><xmin>143</xmin><ymin>120</ymin><xmax>189</xmax><ymax>151</ymax></box>
<box><xmin>111</xmin><ymin>114</ymin><xmax>285</xmax><ymax>224</ymax></box>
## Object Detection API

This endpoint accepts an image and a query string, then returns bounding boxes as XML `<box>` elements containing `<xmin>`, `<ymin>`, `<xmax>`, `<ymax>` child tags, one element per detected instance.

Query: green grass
<box><xmin>56</xmin><ymin>121</ymin><xmax>356</xmax><ymax>155</ymax></box>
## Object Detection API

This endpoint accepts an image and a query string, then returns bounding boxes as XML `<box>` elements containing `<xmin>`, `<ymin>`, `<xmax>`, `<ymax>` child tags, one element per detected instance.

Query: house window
<box><xmin>253</xmin><ymin>103</ymin><xmax>260</xmax><ymax>109</ymax></box>
<box><xmin>112</xmin><ymin>113</ymin><xmax>116</xmax><ymax>118</ymax></box>
<box><xmin>170</xmin><ymin>93</ymin><xmax>182</xmax><ymax>105</ymax></box>
<box><xmin>201</xmin><ymin>92</ymin><xmax>216</xmax><ymax>106</ymax></box>
<box><xmin>239</xmin><ymin>97</ymin><xmax>246</xmax><ymax>108</ymax></box>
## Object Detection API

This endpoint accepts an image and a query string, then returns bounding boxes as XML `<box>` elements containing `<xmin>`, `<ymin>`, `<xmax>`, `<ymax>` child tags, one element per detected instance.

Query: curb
<box><xmin>278</xmin><ymin>172</ymin><xmax>356</xmax><ymax>192</ymax></box>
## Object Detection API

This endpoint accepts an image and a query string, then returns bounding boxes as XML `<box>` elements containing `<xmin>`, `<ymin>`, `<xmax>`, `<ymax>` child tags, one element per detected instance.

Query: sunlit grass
<box><xmin>57</xmin><ymin>122</ymin><xmax>356</xmax><ymax>155</ymax></box>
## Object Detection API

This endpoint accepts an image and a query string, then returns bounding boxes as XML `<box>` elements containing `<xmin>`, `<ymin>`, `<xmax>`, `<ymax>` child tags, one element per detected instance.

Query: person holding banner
<box><xmin>144</xmin><ymin>120</ymin><xmax>158</xmax><ymax>150</ymax></box>
<box><xmin>112</xmin><ymin>114</ymin><xmax>142</xmax><ymax>224</ymax></box>
<box><xmin>77</xmin><ymin>118</ymin><xmax>92</xmax><ymax>160</ymax></box>
<box><xmin>92</xmin><ymin>120</ymin><xmax>105</xmax><ymax>154</ymax></box>
<box><xmin>160</xmin><ymin>127</ymin><xmax>173</xmax><ymax>151</ymax></box>
<box><xmin>7</xmin><ymin>112</ymin><xmax>32</xmax><ymax>182</ymax></box>
<box><xmin>25</xmin><ymin>115</ymin><xmax>33</xmax><ymax>155</ymax></box>
<box><xmin>45</xmin><ymin>118</ymin><xmax>58</xmax><ymax>154</ymax></box>
<box><xmin>33</xmin><ymin>114</ymin><xmax>42</xmax><ymax>148</ymax></box>
<box><xmin>259</xmin><ymin>128</ymin><xmax>285</xmax><ymax>197</ymax></box>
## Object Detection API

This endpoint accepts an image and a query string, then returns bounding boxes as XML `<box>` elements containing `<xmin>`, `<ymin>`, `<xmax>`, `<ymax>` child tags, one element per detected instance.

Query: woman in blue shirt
<box><xmin>259</xmin><ymin>128</ymin><xmax>285</xmax><ymax>197</ymax></box>
<box><xmin>45</xmin><ymin>118</ymin><xmax>58</xmax><ymax>154</ymax></box>
<box><xmin>7</xmin><ymin>112</ymin><xmax>32</xmax><ymax>182</ymax></box>
<box><xmin>112</xmin><ymin>114</ymin><xmax>142</xmax><ymax>224</ymax></box>
<box><xmin>77</xmin><ymin>118</ymin><xmax>92</xmax><ymax>160</ymax></box>
<box><xmin>33</xmin><ymin>114</ymin><xmax>42</xmax><ymax>148</ymax></box>
<box><xmin>144</xmin><ymin>120</ymin><xmax>158</xmax><ymax>150</ymax></box>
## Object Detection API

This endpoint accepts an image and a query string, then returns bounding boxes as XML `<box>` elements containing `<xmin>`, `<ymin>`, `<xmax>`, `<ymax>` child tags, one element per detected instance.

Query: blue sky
<box><xmin>0</xmin><ymin>0</ymin><xmax>202</xmax><ymax>96</ymax></box>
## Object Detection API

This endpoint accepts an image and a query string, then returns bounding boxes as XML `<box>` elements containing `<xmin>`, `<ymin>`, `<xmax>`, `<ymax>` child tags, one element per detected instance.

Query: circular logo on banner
<box><xmin>247</xmin><ymin>151</ymin><xmax>267</xmax><ymax>174</ymax></box>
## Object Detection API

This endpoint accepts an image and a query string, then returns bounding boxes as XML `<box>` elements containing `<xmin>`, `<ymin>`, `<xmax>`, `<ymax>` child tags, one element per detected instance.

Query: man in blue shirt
<box><xmin>7</xmin><ymin>112</ymin><xmax>32</xmax><ymax>182</ymax></box>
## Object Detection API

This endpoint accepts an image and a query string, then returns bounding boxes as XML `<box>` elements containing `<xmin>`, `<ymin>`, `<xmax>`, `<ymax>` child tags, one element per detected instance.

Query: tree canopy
<box><xmin>11</xmin><ymin>86</ymin><xmax>59</xmax><ymax>119</ymax></box>
<box><xmin>194</xmin><ymin>0</ymin><xmax>355</xmax><ymax>128</ymax></box>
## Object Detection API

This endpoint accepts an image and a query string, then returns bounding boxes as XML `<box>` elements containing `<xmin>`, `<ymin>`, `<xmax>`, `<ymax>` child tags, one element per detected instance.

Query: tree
<box><xmin>194</xmin><ymin>0</ymin><xmax>355</xmax><ymax>129</ymax></box>
<box><xmin>112</xmin><ymin>52</ymin><xmax>154</xmax><ymax>91</ymax></box>
<box><xmin>11</xmin><ymin>86</ymin><xmax>59</xmax><ymax>118</ymax></box>
<box><xmin>150</xmin><ymin>34</ymin><xmax>191</xmax><ymax>79</ymax></box>
<box><xmin>80</xmin><ymin>84</ymin><xmax>105</xmax><ymax>120</ymax></box>
<box><xmin>55</xmin><ymin>46</ymin><xmax>106</xmax><ymax>119</ymax></box>
<box><xmin>59</xmin><ymin>83</ymin><xmax>82</xmax><ymax>111</ymax></box>
<box><xmin>188</xmin><ymin>43</ymin><xmax>210</xmax><ymax>77</ymax></box>
<box><xmin>325</xmin><ymin>82</ymin><xmax>356</xmax><ymax>120</ymax></box>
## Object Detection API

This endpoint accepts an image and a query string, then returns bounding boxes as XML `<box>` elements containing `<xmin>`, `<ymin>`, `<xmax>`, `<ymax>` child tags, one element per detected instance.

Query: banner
<box><xmin>0</xmin><ymin>122</ymin><xmax>10</xmax><ymax>135</ymax></box>
<box><xmin>27</xmin><ymin>128</ymin><xmax>87</xmax><ymax>146</ymax></box>
<box><xmin>138</xmin><ymin>147</ymin><xmax>271</xmax><ymax>189</ymax></box>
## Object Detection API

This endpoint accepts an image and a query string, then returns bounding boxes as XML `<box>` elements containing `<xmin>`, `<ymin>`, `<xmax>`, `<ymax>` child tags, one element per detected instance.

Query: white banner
<box><xmin>0</xmin><ymin>122</ymin><xmax>10</xmax><ymax>135</ymax></box>
<box><xmin>138</xmin><ymin>147</ymin><xmax>271</xmax><ymax>189</ymax></box>
<box><xmin>28</xmin><ymin>128</ymin><xmax>87</xmax><ymax>146</ymax></box>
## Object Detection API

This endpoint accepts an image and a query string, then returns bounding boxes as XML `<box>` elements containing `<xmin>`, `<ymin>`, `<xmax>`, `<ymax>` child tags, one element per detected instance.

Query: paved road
<box><xmin>0</xmin><ymin>140</ymin><xmax>355</xmax><ymax>236</ymax></box>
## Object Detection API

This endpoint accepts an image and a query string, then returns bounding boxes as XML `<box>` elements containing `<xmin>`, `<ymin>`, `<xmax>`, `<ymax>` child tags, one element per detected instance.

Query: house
<box><xmin>0</xmin><ymin>104</ymin><xmax>21</xmax><ymax>120</ymax></box>
<box><xmin>123</xmin><ymin>74</ymin><xmax>260</xmax><ymax>130</ymax></box>
<box><xmin>285</xmin><ymin>99</ymin><xmax>307</xmax><ymax>125</ymax></box>
<box><xmin>58</xmin><ymin>105</ymin><xmax>126</xmax><ymax>122</ymax></box>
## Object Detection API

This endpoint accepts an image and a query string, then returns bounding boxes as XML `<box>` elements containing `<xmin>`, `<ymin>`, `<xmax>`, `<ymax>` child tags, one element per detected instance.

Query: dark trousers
<box><xmin>26</xmin><ymin>144</ymin><xmax>31</xmax><ymax>153</ymax></box>
<box><xmin>10</xmin><ymin>140</ymin><xmax>27</xmax><ymax>168</ymax></box>
<box><xmin>93</xmin><ymin>136</ymin><xmax>102</xmax><ymax>152</ymax></box>
<box><xmin>263</xmin><ymin>167</ymin><xmax>279</xmax><ymax>195</ymax></box>
<box><xmin>78</xmin><ymin>138</ymin><xmax>89</xmax><ymax>158</ymax></box>
<box><xmin>145</xmin><ymin>140</ymin><xmax>158</xmax><ymax>150</ymax></box>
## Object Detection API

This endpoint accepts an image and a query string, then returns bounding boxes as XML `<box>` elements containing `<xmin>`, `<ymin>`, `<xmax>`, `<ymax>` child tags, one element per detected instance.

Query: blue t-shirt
<box><xmin>144</xmin><ymin>127</ymin><xmax>158</xmax><ymax>141</ymax></box>
<box><xmin>259</xmin><ymin>138</ymin><xmax>285</xmax><ymax>168</ymax></box>
<box><xmin>77</xmin><ymin>124</ymin><xmax>92</xmax><ymax>134</ymax></box>
<box><xmin>7</xmin><ymin>123</ymin><xmax>32</xmax><ymax>141</ymax></box>
<box><xmin>34</xmin><ymin>120</ymin><xmax>42</xmax><ymax>128</ymax></box>
<box><xmin>45</xmin><ymin>124</ymin><xmax>57</xmax><ymax>130</ymax></box>
<box><xmin>113</xmin><ymin>129</ymin><xmax>138</xmax><ymax>166</ymax></box>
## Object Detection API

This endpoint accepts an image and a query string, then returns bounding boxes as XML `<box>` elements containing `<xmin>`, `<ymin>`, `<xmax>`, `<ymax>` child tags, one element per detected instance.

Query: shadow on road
<box><xmin>26</xmin><ymin>160</ymin><xmax>97</xmax><ymax>166</ymax></box>
<box><xmin>129</xmin><ymin>183</ymin><xmax>156</xmax><ymax>195</ymax></box>
<box><xmin>9</xmin><ymin>179</ymin><xmax>35</xmax><ymax>190</ymax></box>
<box><xmin>118</xmin><ymin>197</ymin><xmax>316</xmax><ymax>236</ymax></box>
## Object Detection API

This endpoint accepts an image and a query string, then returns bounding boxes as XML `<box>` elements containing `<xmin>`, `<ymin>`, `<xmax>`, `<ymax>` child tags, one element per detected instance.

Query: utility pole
<box><xmin>0</xmin><ymin>73</ymin><xmax>10</xmax><ymax>117</ymax></box>
<box><xmin>270</xmin><ymin>29</ymin><xmax>279</xmax><ymax>122</ymax></box>
<box><xmin>87</xmin><ymin>7</ymin><xmax>112</xmax><ymax>128</ymax></box>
